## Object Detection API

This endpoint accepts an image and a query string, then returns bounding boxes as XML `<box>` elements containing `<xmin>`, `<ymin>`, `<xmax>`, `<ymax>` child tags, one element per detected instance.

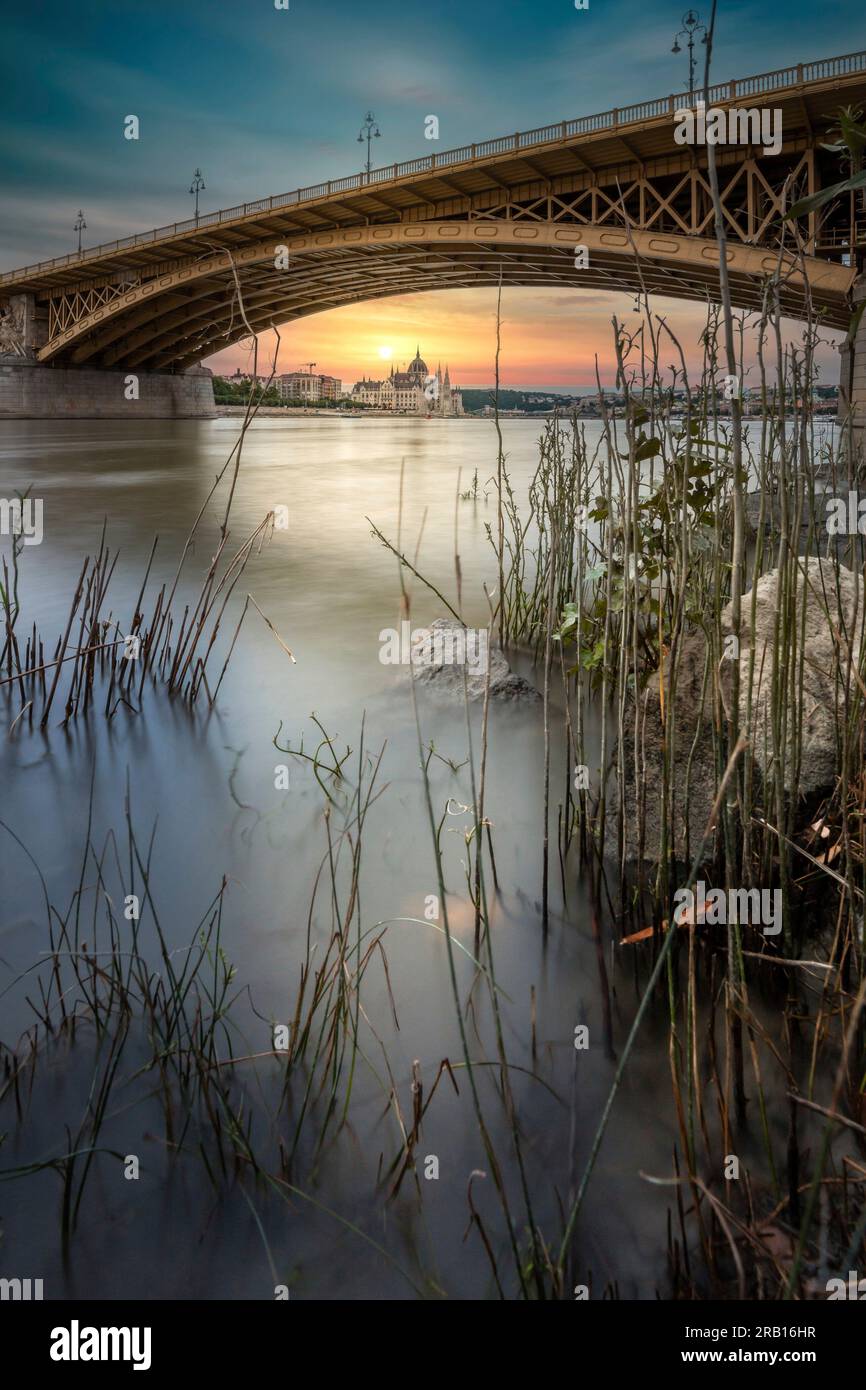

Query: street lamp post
<box><xmin>189</xmin><ymin>169</ymin><xmax>206</xmax><ymax>226</ymax></box>
<box><xmin>357</xmin><ymin>112</ymin><xmax>381</xmax><ymax>180</ymax></box>
<box><xmin>74</xmin><ymin>210</ymin><xmax>86</xmax><ymax>255</ymax></box>
<box><xmin>671</xmin><ymin>10</ymin><xmax>707</xmax><ymax>98</ymax></box>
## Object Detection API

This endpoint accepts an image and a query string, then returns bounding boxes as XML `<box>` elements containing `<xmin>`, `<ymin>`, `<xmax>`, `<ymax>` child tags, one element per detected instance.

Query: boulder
<box><xmin>409</xmin><ymin>618</ymin><xmax>541</xmax><ymax>704</ymax></box>
<box><xmin>744</xmin><ymin>489</ymin><xmax>866</xmax><ymax>564</ymax></box>
<box><xmin>722</xmin><ymin>557</ymin><xmax>862</xmax><ymax>797</ymax></box>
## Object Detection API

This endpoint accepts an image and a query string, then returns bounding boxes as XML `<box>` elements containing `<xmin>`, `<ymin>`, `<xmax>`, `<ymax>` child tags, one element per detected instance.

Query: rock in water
<box><xmin>722</xmin><ymin>557</ymin><xmax>862</xmax><ymax>797</ymax></box>
<box><xmin>409</xmin><ymin>618</ymin><xmax>541</xmax><ymax>703</ymax></box>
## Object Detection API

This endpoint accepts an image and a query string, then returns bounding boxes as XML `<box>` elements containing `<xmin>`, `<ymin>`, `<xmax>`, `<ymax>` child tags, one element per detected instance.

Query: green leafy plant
<box><xmin>786</xmin><ymin>105</ymin><xmax>866</xmax><ymax>219</ymax></box>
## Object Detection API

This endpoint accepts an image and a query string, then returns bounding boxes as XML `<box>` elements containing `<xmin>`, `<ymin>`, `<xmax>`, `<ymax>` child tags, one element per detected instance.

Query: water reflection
<box><xmin>0</xmin><ymin>414</ymin><xmax>710</xmax><ymax>1299</ymax></box>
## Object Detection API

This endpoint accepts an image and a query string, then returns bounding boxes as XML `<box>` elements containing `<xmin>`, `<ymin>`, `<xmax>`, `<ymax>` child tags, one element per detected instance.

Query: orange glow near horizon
<box><xmin>205</xmin><ymin>286</ymin><xmax>648</xmax><ymax>387</ymax></box>
<box><xmin>204</xmin><ymin>286</ymin><xmax>842</xmax><ymax>389</ymax></box>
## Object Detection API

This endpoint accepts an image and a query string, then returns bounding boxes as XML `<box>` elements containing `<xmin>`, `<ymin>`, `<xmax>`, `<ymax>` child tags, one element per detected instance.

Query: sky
<box><xmin>2</xmin><ymin>0</ymin><xmax>864</xmax><ymax>388</ymax></box>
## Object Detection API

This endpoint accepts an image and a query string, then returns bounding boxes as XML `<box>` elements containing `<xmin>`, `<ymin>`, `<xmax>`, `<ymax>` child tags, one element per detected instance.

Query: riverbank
<box><xmin>214</xmin><ymin>404</ymin><xmax>483</xmax><ymax>419</ymax></box>
<box><xmin>214</xmin><ymin>403</ymin><xmax>841</xmax><ymax>423</ymax></box>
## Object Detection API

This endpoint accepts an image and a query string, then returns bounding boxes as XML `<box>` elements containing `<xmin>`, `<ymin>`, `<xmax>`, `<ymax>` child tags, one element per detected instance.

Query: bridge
<box><xmin>1</xmin><ymin>49</ymin><xmax>865</xmax><ymax>417</ymax></box>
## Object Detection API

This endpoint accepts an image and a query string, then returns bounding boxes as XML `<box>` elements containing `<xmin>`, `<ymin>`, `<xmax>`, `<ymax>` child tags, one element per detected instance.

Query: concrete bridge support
<box><xmin>0</xmin><ymin>360</ymin><xmax>216</xmax><ymax>419</ymax></box>
<box><xmin>0</xmin><ymin>292</ymin><xmax>216</xmax><ymax>419</ymax></box>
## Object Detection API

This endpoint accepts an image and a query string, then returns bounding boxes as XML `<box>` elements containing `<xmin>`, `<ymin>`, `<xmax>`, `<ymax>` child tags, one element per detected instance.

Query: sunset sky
<box><xmin>3</xmin><ymin>0</ymin><xmax>863</xmax><ymax>388</ymax></box>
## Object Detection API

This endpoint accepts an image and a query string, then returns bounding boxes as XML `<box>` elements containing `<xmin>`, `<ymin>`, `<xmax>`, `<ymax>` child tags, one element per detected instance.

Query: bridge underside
<box><xmin>33</xmin><ymin>223</ymin><xmax>854</xmax><ymax>373</ymax></box>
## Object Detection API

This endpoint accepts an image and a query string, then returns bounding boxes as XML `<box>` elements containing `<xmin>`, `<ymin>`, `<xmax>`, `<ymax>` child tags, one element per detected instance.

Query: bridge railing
<box><xmin>736</xmin><ymin>68</ymin><xmax>799</xmax><ymax>94</ymax></box>
<box><xmin>807</xmin><ymin>53</ymin><xmax>864</xmax><ymax>79</ymax></box>
<box><xmin>519</xmin><ymin>125</ymin><xmax>555</xmax><ymax>145</ymax></box>
<box><xmin>3</xmin><ymin>48</ymin><xmax>866</xmax><ymax>286</ymax></box>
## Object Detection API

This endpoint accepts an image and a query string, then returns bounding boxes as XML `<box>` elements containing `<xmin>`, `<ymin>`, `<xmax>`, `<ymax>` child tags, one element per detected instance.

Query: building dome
<box><xmin>407</xmin><ymin>345</ymin><xmax>428</xmax><ymax>379</ymax></box>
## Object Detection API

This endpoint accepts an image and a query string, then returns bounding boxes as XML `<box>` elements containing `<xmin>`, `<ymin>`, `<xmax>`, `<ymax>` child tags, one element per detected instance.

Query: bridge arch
<box><xmin>38</xmin><ymin>221</ymin><xmax>854</xmax><ymax>373</ymax></box>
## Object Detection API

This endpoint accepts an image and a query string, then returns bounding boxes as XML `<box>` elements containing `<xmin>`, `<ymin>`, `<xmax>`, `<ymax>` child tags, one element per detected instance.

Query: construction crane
<box><xmin>298</xmin><ymin>362</ymin><xmax>317</xmax><ymax>376</ymax></box>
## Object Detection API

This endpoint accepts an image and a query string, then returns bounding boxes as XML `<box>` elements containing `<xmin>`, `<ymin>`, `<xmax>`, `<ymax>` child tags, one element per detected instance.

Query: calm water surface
<box><xmin>0</xmin><ymin>415</ymin><xmax>783</xmax><ymax>1299</ymax></box>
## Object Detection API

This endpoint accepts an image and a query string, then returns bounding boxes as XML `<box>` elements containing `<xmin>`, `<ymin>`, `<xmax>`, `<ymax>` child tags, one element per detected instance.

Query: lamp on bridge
<box><xmin>189</xmin><ymin>169</ymin><xmax>206</xmax><ymax>227</ymax></box>
<box><xmin>74</xmin><ymin>210</ymin><xmax>86</xmax><ymax>256</ymax></box>
<box><xmin>671</xmin><ymin>9</ymin><xmax>707</xmax><ymax>99</ymax></box>
<box><xmin>357</xmin><ymin>112</ymin><xmax>381</xmax><ymax>181</ymax></box>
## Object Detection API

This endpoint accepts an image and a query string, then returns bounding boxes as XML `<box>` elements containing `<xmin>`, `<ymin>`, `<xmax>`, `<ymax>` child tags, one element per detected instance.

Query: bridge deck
<box><xmin>2</xmin><ymin>50</ymin><xmax>864</xmax><ymax>370</ymax></box>
<box><xmin>2</xmin><ymin>49</ymin><xmax>865</xmax><ymax>295</ymax></box>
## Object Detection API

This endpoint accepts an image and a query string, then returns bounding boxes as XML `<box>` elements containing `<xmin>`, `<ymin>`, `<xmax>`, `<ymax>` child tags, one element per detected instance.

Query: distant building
<box><xmin>229</xmin><ymin>369</ymin><xmax>270</xmax><ymax>385</ymax></box>
<box><xmin>352</xmin><ymin>376</ymin><xmax>383</xmax><ymax>406</ymax></box>
<box><xmin>277</xmin><ymin>372</ymin><xmax>342</xmax><ymax>402</ymax></box>
<box><xmin>350</xmin><ymin>347</ymin><xmax>463</xmax><ymax>415</ymax></box>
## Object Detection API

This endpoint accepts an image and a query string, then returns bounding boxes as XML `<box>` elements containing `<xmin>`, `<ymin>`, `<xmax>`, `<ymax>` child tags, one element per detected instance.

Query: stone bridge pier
<box><xmin>0</xmin><ymin>292</ymin><xmax>216</xmax><ymax>419</ymax></box>
<box><xmin>6</xmin><ymin>293</ymin><xmax>48</xmax><ymax>354</ymax></box>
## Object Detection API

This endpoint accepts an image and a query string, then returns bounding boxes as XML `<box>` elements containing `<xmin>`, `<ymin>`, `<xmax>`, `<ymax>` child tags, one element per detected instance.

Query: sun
<box><xmin>377</xmin><ymin>345</ymin><xmax>393</xmax><ymax>360</ymax></box>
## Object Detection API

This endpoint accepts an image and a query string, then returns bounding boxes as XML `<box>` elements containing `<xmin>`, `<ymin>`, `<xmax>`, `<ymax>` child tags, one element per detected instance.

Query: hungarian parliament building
<box><xmin>351</xmin><ymin>347</ymin><xmax>464</xmax><ymax>416</ymax></box>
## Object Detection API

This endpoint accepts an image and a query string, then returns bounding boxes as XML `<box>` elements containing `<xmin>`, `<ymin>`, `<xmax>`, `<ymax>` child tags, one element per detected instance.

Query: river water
<box><xmin>0</xmin><ymin>414</ymin><xmax>783</xmax><ymax>1300</ymax></box>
